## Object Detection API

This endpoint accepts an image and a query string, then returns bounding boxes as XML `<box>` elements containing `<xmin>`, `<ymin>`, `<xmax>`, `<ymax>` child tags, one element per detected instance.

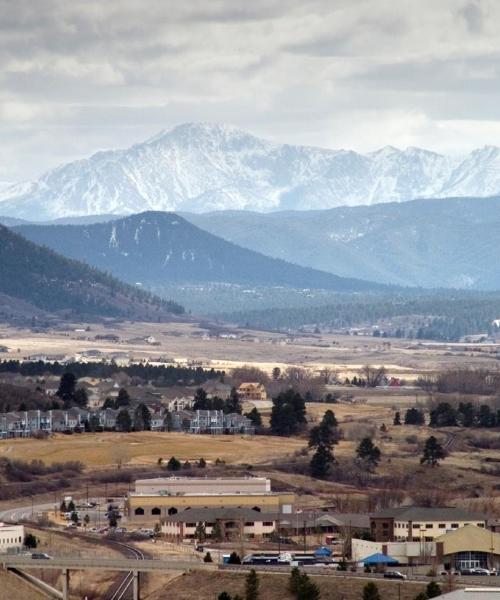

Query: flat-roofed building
<box><xmin>134</xmin><ymin>476</ymin><xmax>270</xmax><ymax>495</ymax></box>
<box><xmin>125</xmin><ymin>477</ymin><xmax>294</xmax><ymax>522</ymax></box>
<box><xmin>370</xmin><ymin>506</ymin><xmax>486</xmax><ymax>542</ymax></box>
<box><xmin>161</xmin><ymin>507</ymin><xmax>278</xmax><ymax>541</ymax></box>
<box><xmin>0</xmin><ymin>523</ymin><xmax>24</xmax><ymax>553</ymax></box>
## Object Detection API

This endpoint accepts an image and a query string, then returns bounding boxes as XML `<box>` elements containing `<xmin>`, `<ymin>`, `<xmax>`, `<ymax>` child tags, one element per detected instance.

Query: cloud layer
<box><xmin>1</xmin><ymin>0</ymin><xmax>499</xmax><ymax>181</ymax></box>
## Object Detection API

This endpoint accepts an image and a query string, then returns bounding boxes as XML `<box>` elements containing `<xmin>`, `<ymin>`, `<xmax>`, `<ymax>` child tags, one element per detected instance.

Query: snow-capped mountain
<box><xmin>1</xmin><ymin>123</ymin><xmax>500</xmax><ymax>219</ymax></box>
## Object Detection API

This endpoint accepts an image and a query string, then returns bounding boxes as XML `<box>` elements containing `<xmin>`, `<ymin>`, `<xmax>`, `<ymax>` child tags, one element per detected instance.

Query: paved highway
<box><xmin>0</xmin><ymin>554</ymin><xmax>213</xmax><ymax>572</ymax></box>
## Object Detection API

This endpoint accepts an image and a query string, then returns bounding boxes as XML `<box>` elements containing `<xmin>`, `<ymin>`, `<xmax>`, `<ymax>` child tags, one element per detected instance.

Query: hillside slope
<box><xmin>13</xmin><ymin>212</ymin><xmax>387</xmax><ymax>292</ymax></box>
<box><xmin>0</xmin><ymin>224</ymin><xmax>183</xmax><ymax>320</ymax></box>
<box><xmin>2</xmin><ymin>123</ymin><xmax>500</xmax><ymax>218</ymax></box>
<box><xmin>186</xmin><ymin>196</ymin><xmax>500</xmax><ymax>289</ymax></box>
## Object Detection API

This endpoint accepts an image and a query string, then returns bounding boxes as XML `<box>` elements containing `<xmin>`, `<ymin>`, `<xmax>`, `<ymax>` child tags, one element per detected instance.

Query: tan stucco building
<box><xmin>125</xmin><ymin>476</ymin><xmax>295</xmax><ymax>522</ymax></box>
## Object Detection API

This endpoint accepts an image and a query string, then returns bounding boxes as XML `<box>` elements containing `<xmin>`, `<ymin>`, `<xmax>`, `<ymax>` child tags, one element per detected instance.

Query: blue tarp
<box><xmin>362</xmin><ymin>552</ymin><xmax>398</xmax><ymax>565</ymax></box>
<box><xmin>314</xmin><ymin>546</ymin><xmax>332</xmax><ymax>556</ymax></box>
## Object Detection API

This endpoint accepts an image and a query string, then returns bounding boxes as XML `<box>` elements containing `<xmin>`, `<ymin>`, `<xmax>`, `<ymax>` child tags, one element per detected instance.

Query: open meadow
<box><xmin>0</xmin><ymin>431</ymin><xmax>304</xmax><ymax>467</ymax></box>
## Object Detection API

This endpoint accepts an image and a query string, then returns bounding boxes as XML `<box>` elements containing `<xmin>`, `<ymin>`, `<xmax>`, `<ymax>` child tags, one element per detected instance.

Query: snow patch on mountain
<box><xmin>1</xmin><ymin>123</ymin><xmax>500</xmax><ymax>219</ymax></box>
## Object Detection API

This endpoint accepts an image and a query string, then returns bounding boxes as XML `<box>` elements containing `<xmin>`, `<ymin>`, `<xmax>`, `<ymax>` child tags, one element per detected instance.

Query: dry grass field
<box><xmin>151</xmin><ymin>570</ymin><xmax>429</xmax><ymax>600</ymax></box>
<box><xmin>1</xmin><ymin>319</ymin><xmax>499</xmax><ymax>379</ymax></box>
<box><xmin>0</xmin><ymin>431</ymin><xmax>304</xmax><ymax>467</ymax></box>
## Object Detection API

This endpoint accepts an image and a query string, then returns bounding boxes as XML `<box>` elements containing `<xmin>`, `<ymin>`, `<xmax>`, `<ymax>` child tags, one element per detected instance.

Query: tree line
<box><xmin>0</xmin><ymin>359</ymin><xmax>224</xmax><ymax>386</ymax></box>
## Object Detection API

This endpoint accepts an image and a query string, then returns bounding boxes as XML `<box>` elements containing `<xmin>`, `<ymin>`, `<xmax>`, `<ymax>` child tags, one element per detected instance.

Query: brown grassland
<box><xmin>0</xmin><ymin>431</ymin><xmax>304</xmax><ymax>467</ymax></box>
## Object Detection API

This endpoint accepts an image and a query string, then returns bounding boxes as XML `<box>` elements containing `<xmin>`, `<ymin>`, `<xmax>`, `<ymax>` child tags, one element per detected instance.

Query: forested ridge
<box><xmin>222</xmin><ymin>293</ymin><xmax>500</xmax><ymax>341</ymax></box>
<box><xmin>0</xmin><ymin>224</ymin><xmax>184</xmax><ymax>318</ymax></box>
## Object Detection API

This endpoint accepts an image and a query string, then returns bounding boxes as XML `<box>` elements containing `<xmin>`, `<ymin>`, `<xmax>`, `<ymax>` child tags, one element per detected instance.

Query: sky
<box><xmin>1</xmin><ymin>0</ymin><xmax>500</xmax><ymax>182</ymax></box>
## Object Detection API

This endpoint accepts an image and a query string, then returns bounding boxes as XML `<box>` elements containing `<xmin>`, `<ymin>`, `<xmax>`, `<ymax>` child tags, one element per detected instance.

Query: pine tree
<box><xmin>198</xmin><ymin>457</ymin><xmax>207</xmax><ymax>468</ymax></box>
<box><xmin>426</xmin><ymin>581</ymin><xmax>441</xmax><ymax>598</ymax></box>
<box><xmin>227</xmin><ymin>552</ymin><xmax>241</xmax><ymax>564</ymax></box>
<box><xmin>211</xmin><ymin>520</ymin><xmax>223</xmax><ymax>541</ymax></box>
<box><xmin>203</xmin><ymin>551</ymin><xmax>213</xmax><ymax>563</ymax></box>
<box><xmin>245</xmin><ymin>569</ymin><xmax>259</xmax><ymax>600</ymax></box>
<box><xmin>245</xmin><ymin>407</ymin><xmax>262</xmax><ymax>427</ymax></box>
<box><xmin>310</xmin><ymin>443</ymin><xmax>334</xmax><ymax>478</ymax></box>
<box><xmin>226</xmin><ymin>387</ymin><xmax>242</xmax><ymax>414</ymax></box>
<box><xmin>420</xmin><ymin>436</ymin><xmax>446</xmax><ymax>466</ymax></box>
<box><xmin>116</xmin><ymin>409</ymin><xmax>132</xmax><ymax>432</ymax></box>
<box><xmin>356</xmin><ymin>437</ymin><xmax>381</xmax><ymax>470</ymax></box>
<box><xmin>362</xmin><ymin>582</ymin><xmax>381</xmax><ymax>600</ymax></box>
<box><xmin>195</xmin><ymin>522</ymin><xmax>206</xmax><ymax>543</ymax></box>
<box><xmin>218</xmin><ymin>593</ymin><xmax>232</xmax><ymax>600</ymax></box>
<box><xmin>393</xmin><ymin>411</ymin><xmax>401</xmax><ymax>425</ymax></box>
<box><xmin>167</xmin><ymin>456</ymin><xmax>181</xmax><ymax>471</ymax></box>
<box><xmin>133</xmin><ymin>403</ymin><xmax>151</xmax><ymax>431</ymax></box>
<box><xmin>116</xmin><ymin>388</ymin><xmax>131</xmax><ymax>407</ymax></box>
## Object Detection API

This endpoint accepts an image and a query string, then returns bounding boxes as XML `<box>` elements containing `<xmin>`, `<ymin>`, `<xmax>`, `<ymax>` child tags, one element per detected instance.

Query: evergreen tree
<box><xmin>116</xmin><ymin>409</ymin><xmax>132</xmax><ymax>432</ymax></box>
<box><xmin>83</xmin><ymin>514</ymin><xmax>90</xmax><ymax>527</ymax></box>
<box><xmin>67</xmin><ymin>500</ymin><xmax>75</xmax><ymax>512</ymax></box>
<box><xmin>116</xmin><ymin>388</ymin><xmax>131</xmax><ymax>407</ymax></box>
<box><xmin>429</xmin><ymin>402</ymin><xmax>457</xmax><ymax>427</ymax></box>
<box><xmin>73</xmin><ymin>387</ymin><xmax>88</xmax><ymax>407</ymax></box>
<box><xmin>227</xmin><ymin>552</ymin><xmax>241</xmax><ymax>564</ymax></box>
<box><xmin>270</xmin><ymin>390</ymin><xmax>306</xmax><ymax>436</ymax></box>
<box><xmin>245</xmin><ymin>407</ymin><xmax>262</xmax><ymax>427</ymax></box>
<box><xmin>195</xmin><ymin>522</ymin><xmax>206</xmax><ymax>543</ymax></box>
<box><xmin>310</xmin><ymin>443</ymin><xmax>335</xmax><ymax>478</ymax></box>
<box><xmin>203</xmin><ymin>551</ymin><xmax>213</xmax><ymax>563</ymax></box>
<box><xmin>211</xmin><ymin>520</ymin><xmax>223</xmax><ymax>541</ymax></box>
<box><xmin>226</xmin><ymin>387</ymin><xmax>242</xmax><ymax>414</ymax></box>
<box><xmin>193</xmin><ymin>388</ymin><xmax>209</xmax><ymax>410</ymax></box>
<box><xmin>60</xmin><ymin>500</ymin><xmax>67</xmax><ymax>513</ymax></box>
<box><xmin>57</xmin><ymin>372</ymin><xmax>77</xmax><ymax>405</ymax></box>
<box><xmin>420</xmin><ymin>436</ymin><xmax>447</xmax><ymax>466</ymax></box>
<box><xmin>198</xmin><ymin>457</ymin><xmax>207</xmax><ymax>468</ymax></box>
<box><xmin>70</xmin><ymin>511</ymin><xmax>79</xmax><ymax>524</ymax></box>
<box><xmin>218</xmin><ymin>593</ymin><xmax>232</xmax><ymax>600</ymax></box>
<box><xmin>167</xmin><ymin>456</ymin><xmax>181</xmax><ymax>471</ymax></box>
<box><xmin>362</xmin><ymin>582</ymin><xmax>381</xmax><ymax>600</ymax></box>
<box><xmin>272</xmin><ymin>367</ymin><xmax>281</xmax><ymax>380</ymax></box>
<box><xmin>393</xmin><ymin>412</ymin><xmax>401</xmax><ymax>426</ymax></box>
<box><xmin>164</xmin><ymin>411</ymin><xmax>173</xmax><ymax>432</ymax></box>
<box><xmin>404</xmin><ymin>407</ymin><xmax>425</xmax><ymax>425</ymax></box>
<box><xmin>289</xmin><ymin>568</ymin><xmax>302</xmax><ymax>595</ymax></box>
<box><xmin>426</xmin><ymin>581</ymin><xmax>441</xmax><ymax>598</ymax></box>
<box><xmin>356</xmin><ymin>437</ymin><xmax>381</xmax><ymax>470</ymax></box>
<box><xmin>24</xmin><ymin>533</ymin><xmax>37</xmax><ymax>548</ymax></box>
<box><xmin>134</xmin><ymin>403</ymin><xmax>151</xmax><ymax>431</ymax></box>
<box><xmin>245</xmin><ymin>569</ymin><xmax>259</xmax><ymax>600</ymax></box>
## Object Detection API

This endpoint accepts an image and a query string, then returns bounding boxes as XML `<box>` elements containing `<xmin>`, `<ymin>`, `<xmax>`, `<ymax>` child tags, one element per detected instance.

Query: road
<box><xmin>0</xmin><ymin>502</ymin><xmax>54</xmax><ymax>522</ymax></box>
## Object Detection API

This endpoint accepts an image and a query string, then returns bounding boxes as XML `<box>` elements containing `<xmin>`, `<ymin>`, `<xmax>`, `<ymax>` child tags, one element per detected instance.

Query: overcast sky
<box><xmin>1</xmin><ymin>0</ymin><xmax>499</xmax><ymax>182</ymax></box>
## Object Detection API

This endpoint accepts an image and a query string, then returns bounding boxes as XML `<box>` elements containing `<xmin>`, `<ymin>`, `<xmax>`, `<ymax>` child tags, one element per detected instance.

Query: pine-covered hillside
<box><xmin>0</xmin><ymin>224</ymin><xmax>184</xmax><ymax>320</ymax></box>
<box><xmin>13</xmin><ymin>212</ymin><xmax>388</xmax><ymax>292</ymax></box>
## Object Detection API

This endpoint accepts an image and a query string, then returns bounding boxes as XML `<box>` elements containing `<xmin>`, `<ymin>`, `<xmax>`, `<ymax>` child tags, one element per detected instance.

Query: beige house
<box><xmin>237</xmin><ymin>383</ymin><xmax>267</xmax><ymax>402</ymax></box>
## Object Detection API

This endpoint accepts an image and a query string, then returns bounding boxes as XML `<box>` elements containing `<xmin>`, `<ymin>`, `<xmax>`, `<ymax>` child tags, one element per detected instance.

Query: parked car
<box><xmin>32</xmin><ymin>553</ymin><xmax>52</xmax><ymax>560</ymax></box>
<box><xmin>440</xmin><ymin>569</ymin><xmax>459</xmax><ymax>576</ymax></box>
<box><xmin>384</xmin><ymin>571</ymin><xmax>407</xmax><ymax>580</ymax></box>
<box><xmin>471</xmin><ymin>567</ymin><xmax>493</xmax><ymax>576</ymax></box>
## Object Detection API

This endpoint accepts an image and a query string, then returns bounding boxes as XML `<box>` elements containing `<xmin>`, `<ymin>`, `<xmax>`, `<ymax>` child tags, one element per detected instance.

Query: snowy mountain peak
<box><xmin>1</xmin><ymin>123</ymin><xmax>500</xmax><ymax>220</ymax></box>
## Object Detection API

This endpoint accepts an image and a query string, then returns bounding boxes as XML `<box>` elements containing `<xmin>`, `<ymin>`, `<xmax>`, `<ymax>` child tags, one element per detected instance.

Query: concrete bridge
<box><xmin>1</xmin><ymin>555</ymin><xmax>215</xmax><ymax>600</ymax></box>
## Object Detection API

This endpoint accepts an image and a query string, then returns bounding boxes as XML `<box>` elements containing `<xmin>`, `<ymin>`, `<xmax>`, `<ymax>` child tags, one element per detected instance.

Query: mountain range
<box><xmin>185</xmin><ymin>196</ymin><xmax>500</xmax><ymax>290</ymax></box>
<box><xmin>0</xmin><ymin>223</ymin><xmax>183</xmax><ymax>322</ymax></box>
<box><xmin>13</xmin><ymin>212</ymin><xmax>386</xmax><ymax>292</ymax></box>
<box><xmin>2</xmin><ymin>123</ymin><xmax>500</xmax><ymax>219</ymax></box>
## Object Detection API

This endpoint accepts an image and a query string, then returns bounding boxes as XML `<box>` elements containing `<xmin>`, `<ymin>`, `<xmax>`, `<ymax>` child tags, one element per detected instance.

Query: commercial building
<box><xmin>370</xmin><ymin>506</ymin><xmax>486</xmax><ymax>542</ymax></box>
<box><xmin>436</xmin><ymin>524</ymin><xmax>500</xmax><ymax>572</ymax></box>
<box><xmin>161</xmin><ymin>508</ymin><xmax>278</xmax><ymax>541</ymax></box>
<box><xmin>0</xmin><ymin>523</ymin><xmax>24</xmax><ymax>553</ymax></box>
<box><xmin>125</xmin><ymin>477</ymin><xmax>295</xmax><ymax>523</ymax></box>
<box><xmin>135</xmin><ymin>476</ymin><xmax>270</xmax><ymax>495</ymax></box>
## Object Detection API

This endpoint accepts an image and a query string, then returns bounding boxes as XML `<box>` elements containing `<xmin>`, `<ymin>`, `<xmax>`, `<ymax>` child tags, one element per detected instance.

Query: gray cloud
<box><xmin>0</xmin><ymin>0</ymin><xmax>499</xmax><ymax>181</ymax></box>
